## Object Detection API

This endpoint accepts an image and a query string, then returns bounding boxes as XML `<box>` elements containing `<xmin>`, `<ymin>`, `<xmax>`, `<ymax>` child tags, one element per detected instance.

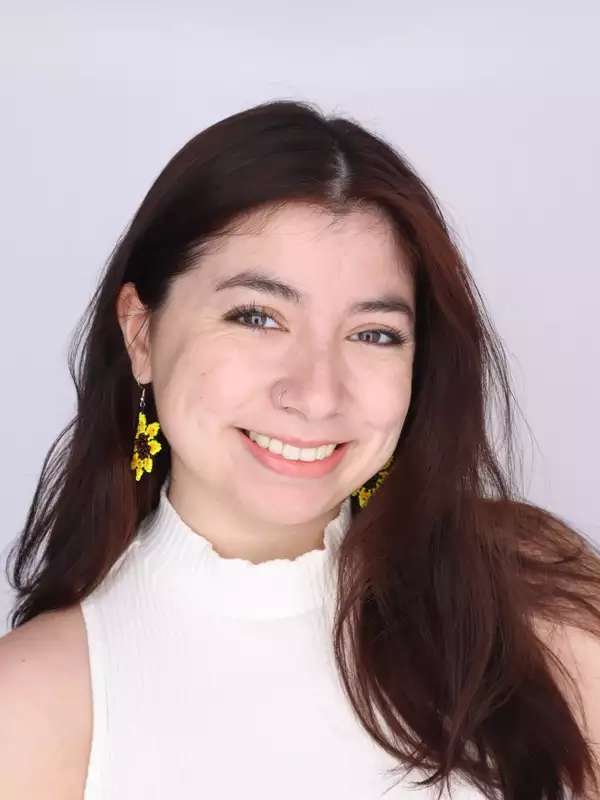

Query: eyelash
<box><xmin>223</xmin><ymin>302</ymin><xmax>409</xmax><ymax>347</ymax></box>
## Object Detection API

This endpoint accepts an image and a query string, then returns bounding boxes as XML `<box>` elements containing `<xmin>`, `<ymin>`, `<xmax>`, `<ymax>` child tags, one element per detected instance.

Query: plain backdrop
<box><xmin>1</xmin><ymin>1</ymin><xmax>598</xmax><ymax>635</ymax></box>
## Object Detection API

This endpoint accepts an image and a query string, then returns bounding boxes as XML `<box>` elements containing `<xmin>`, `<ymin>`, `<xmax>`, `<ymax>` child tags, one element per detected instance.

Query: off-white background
<box><xmin>1</xmin><ymin>2</ymin><xmax>598</xmax><ymax>635</ymax></box>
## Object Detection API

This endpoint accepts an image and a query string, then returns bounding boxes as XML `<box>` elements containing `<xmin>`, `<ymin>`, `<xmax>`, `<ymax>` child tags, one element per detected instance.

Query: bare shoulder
<box><xmin>0</xmin><ymin>604</ymin><xmax>92</xmax><ymax>799</ymax></box>
<box><xmin>534</xmin><ymin>618</ymin><xmax>600</xmax><ymax>727</ymax></box>
<box><xmin>533</xmin><ymin>616</ymin><xmax>600</xmax><ymax>796</ymax></box>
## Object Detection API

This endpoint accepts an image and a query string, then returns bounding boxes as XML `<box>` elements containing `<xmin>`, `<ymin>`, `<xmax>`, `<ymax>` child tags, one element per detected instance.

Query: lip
<box><xmin>237</xmin><ymin>428</ymin><xmax>346</xmax><ymax>449</ymax></box>
<box><xmin>237</xmin><ymin>428</ymin><xmax>350</xmax><ymax>478</ymax></box>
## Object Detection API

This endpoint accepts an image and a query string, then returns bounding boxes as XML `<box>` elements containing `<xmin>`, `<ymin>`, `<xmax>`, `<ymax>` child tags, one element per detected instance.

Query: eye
<box><xmin>223</xmin><ymin>302</ymin><xmax>280</xmax><ymax>331</ymax></box>
<box><xmin>349</xmin><ymin>329</ymin><xmax>409</xmax><ymax>347</ymax></box>
<box><xmin>223</xmin><ymin>303</ymin><xmax>409</xmax><ymax>348</ymax></box>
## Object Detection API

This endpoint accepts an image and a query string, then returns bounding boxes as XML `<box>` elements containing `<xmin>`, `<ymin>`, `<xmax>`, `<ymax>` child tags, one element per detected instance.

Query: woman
<box><xmin>2</xmin><ymin>100</ymin><xmax>599</xmax><ymax>799</ymax></box>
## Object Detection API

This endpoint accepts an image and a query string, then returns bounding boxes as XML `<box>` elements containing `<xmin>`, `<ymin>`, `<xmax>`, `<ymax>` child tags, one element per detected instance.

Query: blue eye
<box><xmin>223</xmin><ymin>302</ymin><xmax>409</xmax><ymax>347</ymax></box>
<box><xmin>350</xmin><ymin>330</ymin><xmax>407</xmax><ymax>347</ymax></box>
<box><xmin>225</xmin><ymin>303</ymin><xmax>279</xmax><ymax>331</ymax></box>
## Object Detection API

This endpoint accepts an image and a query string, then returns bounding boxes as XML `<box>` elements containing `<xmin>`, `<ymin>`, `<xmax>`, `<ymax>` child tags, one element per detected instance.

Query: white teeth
<box><xmin>247</xmin><ymin>430</ymin><xmax>337</xmax><ymax>462</ymax></box>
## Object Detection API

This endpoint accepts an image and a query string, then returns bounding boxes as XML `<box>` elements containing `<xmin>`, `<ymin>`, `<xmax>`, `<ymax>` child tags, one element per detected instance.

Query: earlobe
<box><xmin>116</xmin><ymin>282</ymin><xmax>152</xmax><ymax>384</ymax></box>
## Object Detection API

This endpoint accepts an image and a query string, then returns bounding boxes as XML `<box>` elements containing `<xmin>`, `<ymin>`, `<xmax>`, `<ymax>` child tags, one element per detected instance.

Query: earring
<box><xmin>130</xmin><ymin>378</ymin><xmax>163</xmax><ymax>482</ymax></box>
<box><xmin>351</xmin><ymin>453</ymin><xmax>395</xmax><ymax>509</ymax></box>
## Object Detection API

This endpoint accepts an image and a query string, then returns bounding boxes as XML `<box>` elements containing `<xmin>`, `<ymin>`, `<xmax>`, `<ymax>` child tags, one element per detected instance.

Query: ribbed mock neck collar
<box><xmin>136</xmin><ymin>475</ymin><xmax>353</xmax><ymax>620</ymax></box>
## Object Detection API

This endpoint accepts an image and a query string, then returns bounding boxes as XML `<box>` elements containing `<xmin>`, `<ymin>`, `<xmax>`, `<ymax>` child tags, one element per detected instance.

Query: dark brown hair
<box><xmin>6</xmin><ymin>100</ymin><xmax>600</xmax><ymax>799</ymax></box>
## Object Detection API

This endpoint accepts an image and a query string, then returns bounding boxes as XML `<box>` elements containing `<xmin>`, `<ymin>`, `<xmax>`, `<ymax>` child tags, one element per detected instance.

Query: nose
<box><xmin>275</xmin><ymin>341</ymin><xmax>346</xmax><ymax>421</ymax></box>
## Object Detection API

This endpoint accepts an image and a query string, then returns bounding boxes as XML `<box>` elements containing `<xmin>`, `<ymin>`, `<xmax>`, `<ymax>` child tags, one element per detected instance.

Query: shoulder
<box><xmin>533</xmin><ymin>617</ymin><xmax>600</xmax><ymax>793</ymax></box>
<box><xmin>533</xmin><ymin>618</ymin><xmax>600</xmax><ymax>725</ymax></box>
<box><xmin>0</xmin><ymin>604</ymin><xmax>92</xmax><ymax>799</ymax></box>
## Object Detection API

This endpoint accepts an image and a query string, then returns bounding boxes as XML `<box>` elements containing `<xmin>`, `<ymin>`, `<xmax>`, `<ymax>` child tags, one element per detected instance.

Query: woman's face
<box><xmin>119</xmin><ymin>202</ymin><xmax>416</xmax><ymax>527</ymax></box>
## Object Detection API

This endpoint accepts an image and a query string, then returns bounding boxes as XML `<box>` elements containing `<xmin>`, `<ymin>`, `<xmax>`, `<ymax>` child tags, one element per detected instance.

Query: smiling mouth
<box><xmin>237</xmin><ymin>428</ymin><xmax>343</xmax><ymax>450</ymax></box>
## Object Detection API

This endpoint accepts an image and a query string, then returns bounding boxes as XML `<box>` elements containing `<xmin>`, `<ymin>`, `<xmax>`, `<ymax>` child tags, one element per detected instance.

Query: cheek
<box><xmin>153</xmin><ymin>336</ymin><xmax>263</xmax><ymax>435</ymax></box>
<box><xmin>358</xmin><ymin>368</ymin><xmax>413</xmax><ymax>432</ymax></box>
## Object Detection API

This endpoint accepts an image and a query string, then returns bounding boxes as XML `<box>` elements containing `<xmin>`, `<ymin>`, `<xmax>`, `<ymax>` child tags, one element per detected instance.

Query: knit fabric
<box><xmin>80</xmin><ymin>474</ymin><xmax>485</xmax><ymax>799</ymax></box>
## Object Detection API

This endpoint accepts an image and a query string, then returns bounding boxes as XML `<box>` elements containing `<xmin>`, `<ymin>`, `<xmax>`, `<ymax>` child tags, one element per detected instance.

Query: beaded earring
<box><xmin>130</xmin><ymin>378</ymin><xmax>163</xmax><ymax>482</ymax></box>
<box><xmin>351</xmin><ymin>453</ymin><xmax>395</xmax><ymax>509</ymax></box>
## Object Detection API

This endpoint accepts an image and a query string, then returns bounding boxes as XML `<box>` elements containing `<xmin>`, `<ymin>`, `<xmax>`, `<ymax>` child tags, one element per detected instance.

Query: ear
<box><xmin>116</xmin><ymin>282</ymin><xmax>153</xmax><ymax>384</ymax></box>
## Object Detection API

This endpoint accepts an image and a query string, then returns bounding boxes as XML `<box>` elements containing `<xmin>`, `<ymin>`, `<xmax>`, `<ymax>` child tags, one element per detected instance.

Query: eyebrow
<box><xmin>213</xmin><ymin>269</ymin><xmax>415</xmax><ymax>324</ymax></box>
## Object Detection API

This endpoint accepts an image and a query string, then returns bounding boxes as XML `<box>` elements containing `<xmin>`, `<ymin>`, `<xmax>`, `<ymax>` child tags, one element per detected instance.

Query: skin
<box><xmin>117</xmin><ymin>202</ymin><xmax>416</xmax><ymax>564</ymax></box>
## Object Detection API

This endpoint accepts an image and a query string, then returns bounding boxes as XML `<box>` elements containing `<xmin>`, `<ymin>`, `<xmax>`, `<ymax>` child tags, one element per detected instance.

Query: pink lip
<box><xmin>237</xmin><ymin>428</ymin><xmax>350</xmax><ymax>478</ymax></box>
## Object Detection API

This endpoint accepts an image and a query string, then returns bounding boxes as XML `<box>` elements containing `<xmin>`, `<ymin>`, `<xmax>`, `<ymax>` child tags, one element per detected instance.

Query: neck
<box><xmin>166</xmin><ymin>470</ymin><xmax>346</xmax><ymax>565</ymax></box>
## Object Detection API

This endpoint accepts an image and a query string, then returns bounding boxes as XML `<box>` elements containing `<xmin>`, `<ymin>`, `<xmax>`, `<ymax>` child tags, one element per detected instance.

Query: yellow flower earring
<box><xmin>130</xmin><ymin>378</ymin><xmax>163</xmax><ymax>482</ymax></box>
<box><xmin>351</xmin><ymin>453</ymin><xmax>395</xmax><ymax>509</ymax></box>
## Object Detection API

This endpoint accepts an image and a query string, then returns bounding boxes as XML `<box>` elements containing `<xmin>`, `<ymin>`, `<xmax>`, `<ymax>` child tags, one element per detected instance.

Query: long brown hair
<box><xmin>6</xmin><ymin>100</ymin><xmax>600</xmax><ymax>799</ymax></box>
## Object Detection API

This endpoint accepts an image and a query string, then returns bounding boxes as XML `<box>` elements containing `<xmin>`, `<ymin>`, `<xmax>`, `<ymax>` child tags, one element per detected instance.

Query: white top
<box><xmin>80</xmin><ymin>474</ymin><xmax>486</xmax><ymax>799</ymax></box>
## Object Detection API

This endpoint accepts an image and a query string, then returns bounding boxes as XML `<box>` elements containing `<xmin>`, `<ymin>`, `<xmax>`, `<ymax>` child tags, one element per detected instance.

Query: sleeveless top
<box><xmin>80</xmin><ymin>474</ymin><xmax>488</xmax><ymax>799</ymax></box>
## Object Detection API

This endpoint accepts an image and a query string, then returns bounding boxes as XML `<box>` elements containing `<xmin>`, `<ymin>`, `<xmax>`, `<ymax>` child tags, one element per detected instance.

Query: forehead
<box><xmin>195</xmin><ymin>202</ymin><xmax>414</xmax><ymax>289</ymax></box>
